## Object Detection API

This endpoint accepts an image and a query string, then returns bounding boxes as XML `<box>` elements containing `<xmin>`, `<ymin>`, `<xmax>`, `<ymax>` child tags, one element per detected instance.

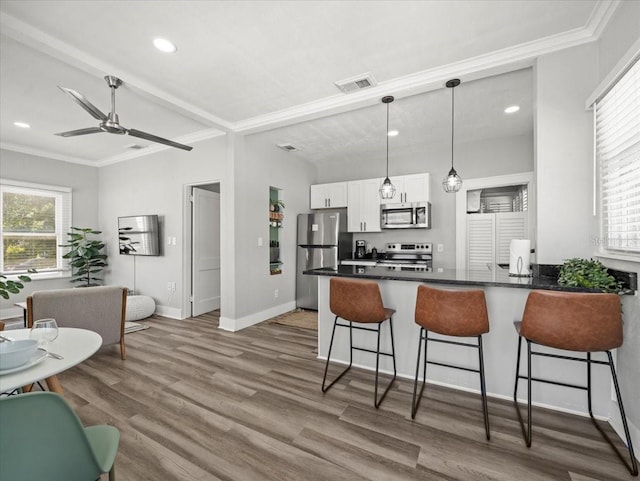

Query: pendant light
<box><xmin>443</xmin><ymin>78</ymin><xmax>462</xmax><ymax>193</ymax></box>
<box><xmin>379</xmin><ymin>95</ymin><xmax>396</xmax><ymax>200</ymax></box>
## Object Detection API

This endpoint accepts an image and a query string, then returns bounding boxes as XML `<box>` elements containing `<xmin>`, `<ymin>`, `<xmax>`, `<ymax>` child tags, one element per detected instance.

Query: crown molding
<box><xmin>96</xmin><ymin>128</ymin><xmax>225</xmax><ymax>167</ymax></box>
<box><xmin>233</xmin><ymin>7</ymin><xmax>614</xmax><ymax>135</ymax></box>
<box><xmin>0</xmin><ymin>12</ymin><xmax>233</xmax><ymax>132</ymax></box>
<box><xmin>1</xmin><ymin>129</ymin><xmax>225</xmax><ymax>167</ymax></box>
<box><xmin>0</xmin><ymin>142</ymin><xmax>97</xmax><ymax>166</ymax></box>
<box><xmin>586</xmin><ymin>0</ymin><xmax>620</xmax><ymax>39</ymax></box>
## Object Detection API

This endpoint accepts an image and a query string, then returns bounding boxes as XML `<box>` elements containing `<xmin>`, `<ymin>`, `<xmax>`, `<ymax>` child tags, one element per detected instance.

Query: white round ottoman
<box><xmin>125</xmin><ymin>295</ymin><xmax>155</xmax><ymax>321</ymax></box>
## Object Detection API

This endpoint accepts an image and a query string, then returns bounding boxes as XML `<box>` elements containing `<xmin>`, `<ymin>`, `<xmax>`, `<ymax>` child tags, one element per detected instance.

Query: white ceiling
<box><xmin>0</xmin><ymin>0</ymin><xmax>613</xmax><ymax>167</ymax></box>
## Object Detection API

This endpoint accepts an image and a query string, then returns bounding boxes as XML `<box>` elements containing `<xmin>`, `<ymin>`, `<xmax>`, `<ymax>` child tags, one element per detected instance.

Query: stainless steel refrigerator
<box><xmin>296</xmin><ymin>212</ymin><xmax>352</xmax><ymax>310</ymax></box>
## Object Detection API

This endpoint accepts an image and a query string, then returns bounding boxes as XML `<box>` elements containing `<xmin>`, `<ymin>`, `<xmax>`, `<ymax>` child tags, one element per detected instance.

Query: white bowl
<box><xmin>0</xmin><ymin>339</ymin><xmax>39</xmax><ymax>370</ymax></box>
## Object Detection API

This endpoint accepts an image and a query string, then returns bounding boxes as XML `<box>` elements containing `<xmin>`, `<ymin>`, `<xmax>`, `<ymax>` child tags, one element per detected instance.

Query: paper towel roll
<box><xmin>509</xmin><ymin>239</ymin><xmax>531</xmax><ymax>276</ymax></box>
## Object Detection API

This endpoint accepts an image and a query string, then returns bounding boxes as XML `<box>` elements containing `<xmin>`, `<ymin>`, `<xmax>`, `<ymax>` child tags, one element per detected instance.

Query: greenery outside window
<box><xmin>1</xmin><ymin>179</ymin><xmax>72</xmax><ymax>276</ymax></box>
<box><xmin>595</xmin><ymin>57</ymin><xmax>640</xmax><ymax>255</ymax></box>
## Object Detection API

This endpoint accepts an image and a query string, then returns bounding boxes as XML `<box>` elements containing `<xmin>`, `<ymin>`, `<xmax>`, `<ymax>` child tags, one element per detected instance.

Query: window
<box><xmin>596</xmin><ymin>57</ymin><xmax>640</xmax><ymax>254</ymax></box>
<box><xmin>1</xmin><ymin>180</ymin><xmax>72</xmax><ymax>275</ymax></box>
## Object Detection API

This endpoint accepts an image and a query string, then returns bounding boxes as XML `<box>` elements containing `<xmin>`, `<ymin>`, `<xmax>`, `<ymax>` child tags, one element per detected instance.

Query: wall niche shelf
<box><xmin>269</xmin><ymin>187</ymin><xmax>283</xmax><ymax>275</ymax></box>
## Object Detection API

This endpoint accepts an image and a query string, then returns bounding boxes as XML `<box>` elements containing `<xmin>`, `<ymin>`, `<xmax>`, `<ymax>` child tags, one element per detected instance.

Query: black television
<box><xmin>118</xmin><ymin>215</ymin><xmax>160</xmax><ymax>256</ymax></box>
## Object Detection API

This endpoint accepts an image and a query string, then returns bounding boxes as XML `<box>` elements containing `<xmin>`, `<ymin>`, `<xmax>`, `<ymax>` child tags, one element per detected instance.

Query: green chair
<box><xmin>0</xmin><ymin>391</ymin><xmax>120</xmax><ymax>481</ymax></box>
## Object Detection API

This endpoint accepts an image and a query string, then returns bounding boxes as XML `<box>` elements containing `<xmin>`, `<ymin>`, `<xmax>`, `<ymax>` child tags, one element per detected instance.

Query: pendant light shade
<box><xmin>443</xmin><ymin>79</ymin><xmax>462</xmax><ymax>193</ymax></box>
<box><xmin>379</xmin><ymin>96</ymin><xmax>396</xmax><ymax>200</ymax></box>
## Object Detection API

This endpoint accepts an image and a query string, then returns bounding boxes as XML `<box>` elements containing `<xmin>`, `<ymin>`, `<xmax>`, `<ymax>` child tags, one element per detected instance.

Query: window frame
<box><xmin>1</xmin><ymin>179</ymin><xmax>72</xmax><ymax>278</ymax></box>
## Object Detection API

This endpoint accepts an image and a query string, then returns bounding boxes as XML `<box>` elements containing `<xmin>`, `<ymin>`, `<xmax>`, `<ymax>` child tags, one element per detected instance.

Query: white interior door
<box><xmin>192</xmin><ymin>187</ymin><xmax>220</xmax><ymax>316</ymax></box>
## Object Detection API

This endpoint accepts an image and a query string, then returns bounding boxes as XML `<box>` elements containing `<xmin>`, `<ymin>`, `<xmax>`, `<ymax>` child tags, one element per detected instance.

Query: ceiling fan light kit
<box><xmin>55</xmin><ymin>75</ymin><xmax>193</xmax><ymax>151</ymax></box>
<box><xmin>443</xmin><ymin>78</ymin><xmax>462</xmax><ymax>193</ymax></box>
<box><xmin>379</xmin><ymin>95</ymin><xmax>396</xmax><ymax>200</ymax></box>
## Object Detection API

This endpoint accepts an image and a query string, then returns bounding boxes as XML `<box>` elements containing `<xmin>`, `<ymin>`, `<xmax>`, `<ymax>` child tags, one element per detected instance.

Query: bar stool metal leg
<box><xmin>374</xmin><ymin>317</ymin><xmax>397</xmax><ymax>409</ymax></box>
<box><xmin>322</xmin><ymin>316</ymin><xmax>353</xmax><ymax>393</ymax></box>
<box><xmin>411</xmin><ymin>327</ymin><xmax>428</xmax><ymax>419</ymax></box>
<box><xmin>478</xmin><ymin>335</ymin><xmax>490</xmax><ymax>440</ymax></box>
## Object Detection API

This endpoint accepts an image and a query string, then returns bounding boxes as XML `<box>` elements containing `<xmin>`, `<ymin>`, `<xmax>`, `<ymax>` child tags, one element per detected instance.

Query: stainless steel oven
<box><xmin>376</xmin><ymin>243</ymin><xmax>433</xmax><ymax>271</ymax></box>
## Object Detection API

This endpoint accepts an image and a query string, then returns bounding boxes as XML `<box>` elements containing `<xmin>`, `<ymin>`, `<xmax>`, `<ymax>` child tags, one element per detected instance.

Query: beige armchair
<box><xmin>27</xmin><ymin>286</ymin><xmax>127</xmax><ymax>360</ymax></box>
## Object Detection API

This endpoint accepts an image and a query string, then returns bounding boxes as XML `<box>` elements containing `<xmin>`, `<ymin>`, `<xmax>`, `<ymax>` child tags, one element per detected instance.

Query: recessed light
<box><xmin>14</xmin><ymin>121</ymin><xmax>31</xmax><ymax>128</ymax></box>
<box><xmin>153</xmin><ymin>37</ymin><xmax>177</xmax><ymax>53</ymax></box>
<box><xmin>504</xmin><ymin>105</ymin><xmax>520</xmax><ymax>114</ymax></box>
<box><xmin>387</xmin><ymin>130</ymin><xmax>399</xmax><ymax>137</ymax></box>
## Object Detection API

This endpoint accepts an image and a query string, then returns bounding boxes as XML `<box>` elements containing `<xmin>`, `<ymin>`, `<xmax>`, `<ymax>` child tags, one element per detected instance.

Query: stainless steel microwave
<box><xmin>380</xmin><ymin>202</ymin><xmax>431</xmax><ymax>229</ymax></box>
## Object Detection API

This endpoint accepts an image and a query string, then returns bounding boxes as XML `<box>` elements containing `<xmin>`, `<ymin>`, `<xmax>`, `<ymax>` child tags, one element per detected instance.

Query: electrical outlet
<box><xmin>171</xmin><ymin>282</ymin><xmax>176</xmax><ymax>292</ymax></box>
<box><xmin>437</xmin><ymin>267</ymin><xmax>444</xmax><ymax>273</ymax></box>
<box><xmin>437</xmin><ymin>243</ymin><xmax>444</xmax><ymax>252</ymax></box>
<box><xmin>167</xmin><ymin>282</ymin><xmax>172</xmax><ymax>291</ymax></box>
<box><xmin>258</xmin><ymin>237</ymin><xmax>263</xmax><ymax>247</ymax></box>
<box><xmin>274</xmin><ymin>289</ymin><xmax>279</xmax><ymax>298</ymax></box>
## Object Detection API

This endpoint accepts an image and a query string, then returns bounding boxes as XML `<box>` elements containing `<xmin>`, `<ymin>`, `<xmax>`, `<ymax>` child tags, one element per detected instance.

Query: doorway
<box><xmin>189</xmin><ymin>183</ymin><xmax>221</xmax><ymax>317</ymax></box>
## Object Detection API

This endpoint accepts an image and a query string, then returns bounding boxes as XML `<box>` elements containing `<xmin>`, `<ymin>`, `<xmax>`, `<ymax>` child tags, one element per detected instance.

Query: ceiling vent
<box><xmin>334</xmin><ymin>73</ymin><xmax>377</xmax><ymax>93</ymax></box>
<box><xmin>276</xmin><ymin>143</ymin><xmax>299</xmax><ymax>152</ymax></box>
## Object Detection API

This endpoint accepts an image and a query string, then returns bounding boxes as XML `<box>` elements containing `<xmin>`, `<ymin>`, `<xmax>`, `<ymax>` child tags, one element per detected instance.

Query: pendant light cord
<box><xmin>386</xmin><ymin>101</ymin><xmax>390</xmax><ymax>177</ymax></box>
<box><xmin>451</xmin><ymin>84</ymin><xmax>455</xmax><ymax>170</ymax></box>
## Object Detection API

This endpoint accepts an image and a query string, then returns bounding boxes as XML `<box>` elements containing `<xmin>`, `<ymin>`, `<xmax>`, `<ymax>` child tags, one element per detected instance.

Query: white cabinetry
<box><xmin>466</xmin><ymin>212</ymin><xmax>528</xmax><ymax>269</ymax></box>
<box><xmin>386</xmin><ymin>173</ymin><xmax>430</xmax><ymax>203</ymax></box>
<box><xmin>347</xmin><ymin>178</ymin><xmax>381</xmax><ymax>232</ymax></box>
<box><xmin>310</xmin><ymin>182</ymin><xmax>347</xmax><ymax>209</ymax></box>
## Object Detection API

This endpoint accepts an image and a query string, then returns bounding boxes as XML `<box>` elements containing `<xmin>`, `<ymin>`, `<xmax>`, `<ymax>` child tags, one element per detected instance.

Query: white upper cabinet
<box><xmin>310</xmin><ymin>182</ymin><xmax>347</xmax><ymax>209</ymax></box>
<box><xmin>385</xmin><ymin>173</ymin><xmax>430</xmax><ymax>203</ymax></box>
<box><xmin>347</xmin><ymin>178</ymin><xmax>382</xmax><ymax>233</ymax></box>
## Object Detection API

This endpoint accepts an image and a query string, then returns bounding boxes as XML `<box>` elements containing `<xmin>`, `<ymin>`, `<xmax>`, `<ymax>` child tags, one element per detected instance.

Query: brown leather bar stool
<box><xmin>322</xmin><ymin>277</ymin><xmax>397</xmax><ymax>408</ymax></box>
<box><xmin>514</xmin><ymin>290</ymin><xmax>638</xmax><ymax>476</ymax></box>
<box><xmin>411</xmin><ymin>285</ymin><xmax>491</xmax><ymax>440</ymax></box>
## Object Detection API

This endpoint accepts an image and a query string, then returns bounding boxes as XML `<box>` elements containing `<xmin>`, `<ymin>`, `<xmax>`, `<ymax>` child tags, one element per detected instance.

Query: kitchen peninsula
<box><xmin>305</xmin><ymin>264</ymin><xmax>636</xmax><ymax>420</ymax></box>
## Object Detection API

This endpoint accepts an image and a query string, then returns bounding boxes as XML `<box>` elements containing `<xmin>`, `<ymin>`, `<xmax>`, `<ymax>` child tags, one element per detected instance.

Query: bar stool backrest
<box><xmin>415</xmin><ymin>285</ymin><xmax>489</xmax><ymax>336</ymax></box>
<box><xmin>520</xmin><ymin>290</ymin><xmax>622</xmax><ymax>352</ymax></box>
<box><xmin>330</xmin><ymin>277</ymin><xmax>387</xmax><ymax>323</ymax></box>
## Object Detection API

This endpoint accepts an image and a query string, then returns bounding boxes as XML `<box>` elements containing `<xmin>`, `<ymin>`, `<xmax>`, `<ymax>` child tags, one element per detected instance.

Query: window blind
<box><xmin>596</xmin><ymin>57</ymin><xmax>640</xmax><ymax>254</ymax></box>
<box><xmin>0</xmin><ymin>179</ymin><xmax>72</xmax><ymax>273</ymax></box>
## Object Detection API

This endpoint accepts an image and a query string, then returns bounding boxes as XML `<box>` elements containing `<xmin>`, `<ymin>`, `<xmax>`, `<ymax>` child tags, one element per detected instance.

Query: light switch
<box><xmin>437</xmin><ymin>244</ymin><xmax>444</xmax><ymax>252</ymax></box>
<box><xmin>257</xmin><ymin>237</ymin><xmax>263</xmax><ymax>247</ymax></box>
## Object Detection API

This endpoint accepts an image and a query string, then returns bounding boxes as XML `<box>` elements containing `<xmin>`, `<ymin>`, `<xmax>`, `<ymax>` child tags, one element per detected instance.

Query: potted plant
<box><xmin>60</xmin><ymin>227</ymin><xmax>108</xmax><ymax>287</ymax></box>
<box><xmin>557</xmin><ymin>258</ymin><xmax>620</xmax><ymax>293</ymax></box>
<box><xmin>0</xmin><ymin>270</ymin><xmax>34</xmax><ymax>299</ymax></box>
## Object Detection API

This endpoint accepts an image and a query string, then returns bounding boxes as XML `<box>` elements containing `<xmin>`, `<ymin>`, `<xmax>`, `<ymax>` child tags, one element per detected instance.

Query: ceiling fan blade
<box><xmin>127</xmin><ymin>128</ymin><xmax>193</xmax><ymax>151</ymax></box>
<box><xmin>58</xmin><ymin>86</ymin><xmax>108</xmax><ymax>121</ymax></box>
<box><xmin>54</xmin><ymin>127</ymin><xmax>104</xmax><ymax>137</ymax></box>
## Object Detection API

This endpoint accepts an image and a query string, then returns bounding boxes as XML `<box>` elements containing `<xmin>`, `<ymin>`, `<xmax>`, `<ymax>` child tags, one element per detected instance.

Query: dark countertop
<box><xmin>304</xmin><ymin>264</ymin><xmax>636</xmax><ymax>293</ymax></box>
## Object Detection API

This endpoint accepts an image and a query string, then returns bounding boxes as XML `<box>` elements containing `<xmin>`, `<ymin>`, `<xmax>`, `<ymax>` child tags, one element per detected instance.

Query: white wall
<box><xmin>99</xmin><ymin>136</ymin><xmax>227</xmax><ymax>319</ymax></box>
<box><xmin>316</xmin><ymin>132</ymin><xmax>533</xmax><ymax>268</ymax></box>
<box><xmin>224</xmin><ymin>133</ymin><xmax>317</xmax><ymax>329</ymax></box>
<box><xmin>535</xmin><ymin>42</ymin><xmax>599</xmax><ymax>263</ymax></box>
<box><xmin>0</xmin><ymin>149</ymin><xmax>98</xmax><ymax>318</ymax></box>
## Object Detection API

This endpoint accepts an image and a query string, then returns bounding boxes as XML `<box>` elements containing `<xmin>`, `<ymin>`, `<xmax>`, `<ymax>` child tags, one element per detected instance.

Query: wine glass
<box><xmin>30</xmin><ymin>318</ymin><xmax>59</xmax><ymax>350</ymax></box>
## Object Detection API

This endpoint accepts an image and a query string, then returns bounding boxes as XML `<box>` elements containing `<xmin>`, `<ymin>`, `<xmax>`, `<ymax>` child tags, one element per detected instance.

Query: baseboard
<box><xmin>219</xmin><ymin>301</ymin><xmax>296</xmax><ymax>332</ymax></box>
<box><xmin>153</xmin><ymin>305</ymin><xmax>182</xmax><ymax>319</ymax></box>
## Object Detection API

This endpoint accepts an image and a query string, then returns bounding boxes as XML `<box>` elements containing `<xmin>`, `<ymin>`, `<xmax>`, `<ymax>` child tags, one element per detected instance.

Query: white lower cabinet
<box><xmin>347</xmin><ymin>178</ymin><xmax>381</xmax><ymax>232</ymax></box>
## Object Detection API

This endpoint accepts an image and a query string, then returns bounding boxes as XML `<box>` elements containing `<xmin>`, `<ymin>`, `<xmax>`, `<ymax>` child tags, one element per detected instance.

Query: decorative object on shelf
<box><xmin>0</xmin><ymin>269</ymin><xmax>34</xmax><ymax>300</ymax></box>
<box><xmin>60</xmin><ymin>227</ymin><xmax>108</xmax><ymax>287</ymax></box>
<box><xmin>443</xmin><ymin>78</ymin><xmax>462</xmax><ymax>193</ymax></box>
<box><xmin>379</xmin><ymin>96</ymin><xmax>396</xmax><ymax>200</ymax></box>
<box><xmin>557</xmin><ymin>258</ymin><xmax>620</xmax><ymax>293</ymax></box>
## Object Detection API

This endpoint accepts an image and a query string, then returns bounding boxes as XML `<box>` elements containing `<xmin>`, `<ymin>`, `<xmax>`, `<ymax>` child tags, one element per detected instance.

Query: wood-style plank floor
<box><xmin>52</xmin><ymin>312</ymin><xmax>635</xmax><ymax>481</ymax></box>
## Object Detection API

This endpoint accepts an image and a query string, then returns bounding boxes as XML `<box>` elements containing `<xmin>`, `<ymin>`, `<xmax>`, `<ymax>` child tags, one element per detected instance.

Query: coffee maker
<box><xmin>355</xmin><ymin>240</ymin><xmax>366</xmax><ymax>259</ymax></box>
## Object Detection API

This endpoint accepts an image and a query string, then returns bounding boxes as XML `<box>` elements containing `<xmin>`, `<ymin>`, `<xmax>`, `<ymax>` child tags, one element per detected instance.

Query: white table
<box><xmin>0</xmin><ymin>328</ymin><xmax>102</xmax><ymax>395</ymax></box>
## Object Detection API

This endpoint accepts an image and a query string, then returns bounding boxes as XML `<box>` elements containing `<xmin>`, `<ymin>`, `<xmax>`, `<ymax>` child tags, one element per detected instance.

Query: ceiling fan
<box><xmin>55</xmin><ymin>75</ymin><xmax>193</xmax><ymax>151</ymax></box>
